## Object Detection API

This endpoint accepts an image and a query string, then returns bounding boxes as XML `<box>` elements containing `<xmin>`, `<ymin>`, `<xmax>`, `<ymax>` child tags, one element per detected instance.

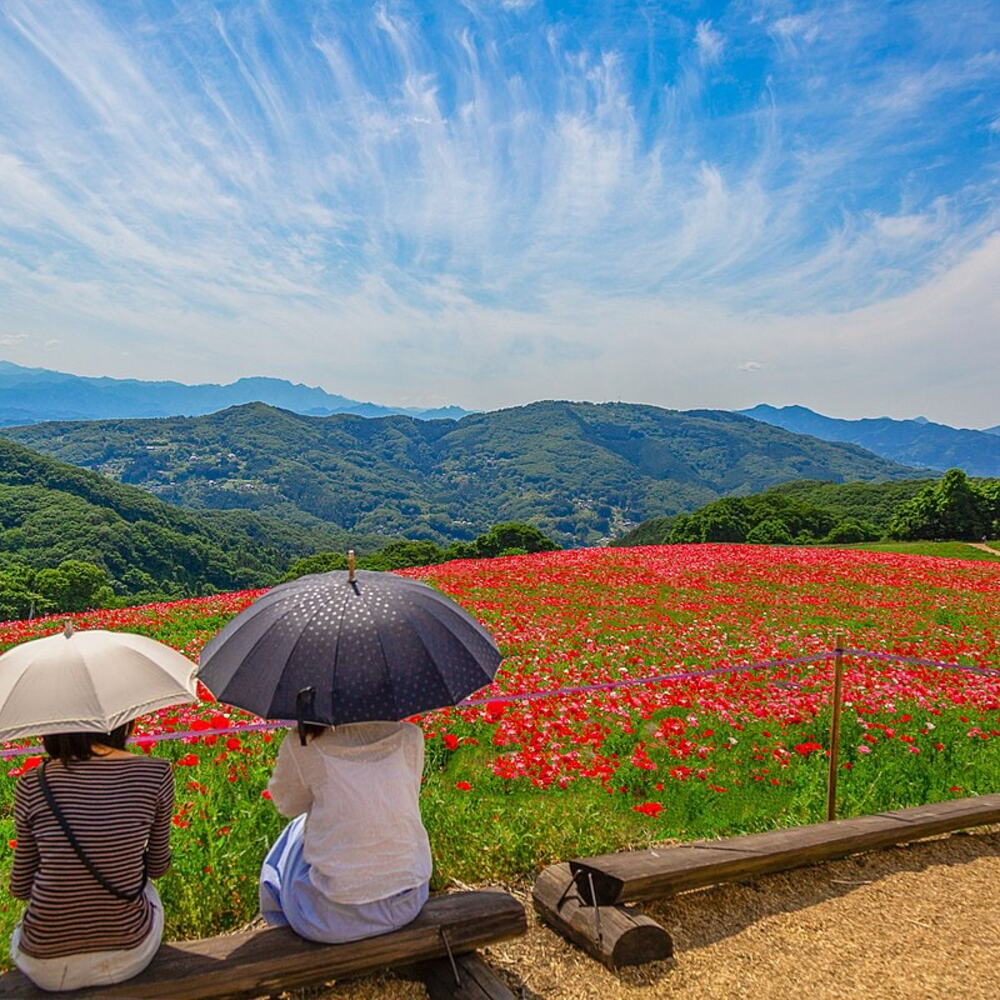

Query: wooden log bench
<box><xmin>0</xmin><ymin>889</ymin><xmax>526</xmax><ymax>1000</ymax></box>
<box><xmin>533</xmin><ymin>862</ymin><xmax>673</xmax><ymax>969</ymax></box>
<box><xmin>534</xmin><ymin>793</ymin><xmax>1000</xmax><ymax>967</ymax></box>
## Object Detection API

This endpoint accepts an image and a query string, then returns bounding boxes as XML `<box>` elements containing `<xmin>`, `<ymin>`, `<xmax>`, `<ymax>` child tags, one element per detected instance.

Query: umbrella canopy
<box><xmin>197</xmin><ymin>569</ymin><xmax>502</xmax><ymax>727</ymax></box>
<box><xmin>0</xmin><ymin>623</ymin><xmax>199</xmax><ymax>741</ymax></box>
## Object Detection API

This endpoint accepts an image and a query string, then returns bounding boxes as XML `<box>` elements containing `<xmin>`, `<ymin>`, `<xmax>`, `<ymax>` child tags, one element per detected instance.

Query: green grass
<box><xmin>830</xmin><ymin>540</ymin><xmax>1000</xmax><ymax>560</ymax></box>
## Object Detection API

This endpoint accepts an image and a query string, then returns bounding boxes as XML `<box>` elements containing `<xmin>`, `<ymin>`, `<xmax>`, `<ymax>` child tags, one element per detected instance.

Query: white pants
<box><xmin>10</xmin><ymin>883</ymin><xmax>163</xmax><ymax>993</ymax></box>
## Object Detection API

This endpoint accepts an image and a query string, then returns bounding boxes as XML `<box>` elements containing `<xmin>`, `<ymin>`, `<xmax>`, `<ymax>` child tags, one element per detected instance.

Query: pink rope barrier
<box><xmin>841</xmin><ymin>648</ymin><xmax>1000</xmax><ymax>678</ymax></box>
<box><xmin>1</xmin><ymin>648</ymin><xmax>996</xmax><ymax>761</ymax></box>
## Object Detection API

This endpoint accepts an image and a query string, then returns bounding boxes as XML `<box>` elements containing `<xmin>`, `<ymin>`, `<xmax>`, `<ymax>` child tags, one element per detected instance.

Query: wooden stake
<box><xmin>347</xmin><ymin>549</ymin><xmax>357</xmax><ymax>583</ymax></box>
<box><xmin>826</xmin><ymin>633</ymin><xmax>846</xmax><ymax>822</ymax></box>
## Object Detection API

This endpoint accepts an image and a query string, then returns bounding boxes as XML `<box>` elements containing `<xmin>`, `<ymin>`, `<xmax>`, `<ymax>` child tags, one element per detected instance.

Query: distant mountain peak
<box><xmin>739</xmin><ymin>403</ymin><xmax>1000</xmax><ymax>476</ymax></box>
<box><xmin>0</xmin><ymin>359</ymin><xmax>473</xmax><ymax>425</ymax></box>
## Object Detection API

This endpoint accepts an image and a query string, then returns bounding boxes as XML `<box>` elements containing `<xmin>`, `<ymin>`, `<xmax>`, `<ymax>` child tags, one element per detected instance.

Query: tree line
<box><xmin>280</xmin><ymin>522</ymin><xmax>560</xmax><ymax>580</ymax></box>
<box><xmin>0</xmin><ymin>522</ymin><xmax>560</xmax><ymax>622</ymax></box>
<box><xmin>617</xmin><ymin>470</ymin><xmax>1000</xmax><ymax>548</ymax></box>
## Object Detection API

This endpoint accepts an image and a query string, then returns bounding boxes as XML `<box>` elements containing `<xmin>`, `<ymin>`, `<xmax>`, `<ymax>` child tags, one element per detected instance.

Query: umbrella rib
<box><xmin>279</xmin><ymin>599</ymin><xmax>337</xmax><ymax>719</ymax></box>
<box><xmin>0</xmin><ymin>646</ymin><xmax>92</xmax><ymax>727</ymax></box>
<box><xmin>199</xmin><ymin>586</ymin><xmax>291</xmax><ymax>660</ymax></box>
<box><xmin>406</xmin><ymin>595</ymin><xmax>502</xmax><ymax>666</ymax></box>
<box><xmin>212</xmin><ymin>601</ymin><xmax>314</xmax><ymax>705</ymax></box>
<box><xmin>371</xmin><ymin>612</ymin><xmax>401</xmax><ymax>721</ymax></box>
<box><xmin>406</xmin><ymin>590</ymin><xmax>499</xmax><ymax>648</ymax></box>
<box><xmin>399</xmin><ymin>618</ymin><xmax>469</xmax><ymax>708</ymax></box>
<box><xmin>327</xmin><ymin>587</ymin><xmax>350</xmax><ymax>723</ymax></box>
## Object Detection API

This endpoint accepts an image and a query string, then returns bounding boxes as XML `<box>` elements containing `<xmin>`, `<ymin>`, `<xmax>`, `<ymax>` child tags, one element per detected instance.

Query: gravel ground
<box><xmin>313</xmin><ymin>827</ymin><xmax>1000</xmax><ymax>1000</ymax></box>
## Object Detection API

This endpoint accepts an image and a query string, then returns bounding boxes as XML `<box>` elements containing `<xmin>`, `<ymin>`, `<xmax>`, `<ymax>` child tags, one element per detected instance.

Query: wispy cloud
<box><xmin>695</xmin><ymin>21</ymin><xmax>725</xmax><ymax>65</ymax></box>
<box><xmin>0</xmin><ymin>0</ymin><xmax>997</xmax><ymax>421</ymax></box>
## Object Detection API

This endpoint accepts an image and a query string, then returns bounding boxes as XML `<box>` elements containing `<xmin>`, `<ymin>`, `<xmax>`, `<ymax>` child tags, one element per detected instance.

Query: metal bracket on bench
<box><xmin>439</xmin><ymin>927</ymin><xmax>462</xmax><ymax>987</ymax></box>
<box><xmin>564</xmin><ymin>866</ymin><xmax>606</xmax><ymax>947</ymax></box>
<box><xmin>587</xmin><ymin>871</ymin><xmax>603</xmax><ymax>946</ymax></box>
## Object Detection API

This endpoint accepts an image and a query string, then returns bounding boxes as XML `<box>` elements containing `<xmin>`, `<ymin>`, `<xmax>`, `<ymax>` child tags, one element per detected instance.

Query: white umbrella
<box><xmin>0</xmin><ymin>622</ymin><xmax>198</xmax><ymax>741</ymax></box>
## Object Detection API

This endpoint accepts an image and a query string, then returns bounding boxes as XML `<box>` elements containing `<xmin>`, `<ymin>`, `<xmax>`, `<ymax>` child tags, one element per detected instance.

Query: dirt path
<box><xmin>326</xmin><ymin>827</ymin><xmax>1000</xmax><ymax>1000</ymax></box>
<box><xmin>968</xmin><ymin>542</ymin><xmax>1000</xmax><ymax>557</ymax></box>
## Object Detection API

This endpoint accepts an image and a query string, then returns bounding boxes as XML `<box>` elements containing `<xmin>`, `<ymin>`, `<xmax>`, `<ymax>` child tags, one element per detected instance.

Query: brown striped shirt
<box><xmin>10</xmin><ymin>756</ymin><xmax>174</xmax><ymax>959</ymax></box>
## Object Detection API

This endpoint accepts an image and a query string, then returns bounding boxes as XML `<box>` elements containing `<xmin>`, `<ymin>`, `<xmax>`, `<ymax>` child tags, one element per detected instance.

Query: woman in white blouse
<box><xmin>259</xmin><ymin>720</ymin><xmax>432</xmax><ymax>943</ymax></box>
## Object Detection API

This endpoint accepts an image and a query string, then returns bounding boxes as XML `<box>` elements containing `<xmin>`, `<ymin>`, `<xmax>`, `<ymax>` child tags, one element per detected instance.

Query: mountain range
<box><xmin>0</xmin><ymin>360</ymin><xmax>469</xmax><ymax>425</ymax></box>
<box><xmin>2</xmin><ymin>360</ymin><xmax>997</xmax><ymax>473</ymax></box>
<box><xmin>741</xmin><ymin>404</ymin><xmax>1000</xmax><ymax>477</ymax></box>
<box><xmin>3</xmin><ymin>400</ymin><xmax>917</xmax><ymax>546</ymax></box>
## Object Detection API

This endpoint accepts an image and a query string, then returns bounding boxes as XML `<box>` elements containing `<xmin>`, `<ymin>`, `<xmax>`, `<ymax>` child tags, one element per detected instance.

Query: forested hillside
<box><xmin>6</xmin><ymin>400</ymin><xmax>918</xmax><ymax>545</ymax></box>
<box><xmin>0</xmin><ymin>438</ymin><xmax>378</xmax><ymax>609</ymax></box>
<box><xmin>616</xmin><ymin>474</ymin><xmax>1000</xmax><ymax>547</ymax></box>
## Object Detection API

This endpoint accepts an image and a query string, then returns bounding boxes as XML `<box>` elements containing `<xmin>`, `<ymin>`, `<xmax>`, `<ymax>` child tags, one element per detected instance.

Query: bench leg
<box><xmin>533</xmin><ymin>862</ymin><xmax>673</xmax><ymax>969</ymax></box>
<box><xmin>417</xmin><ymin>952</ymin><xmax>518</xmax><ymax>1000</ymax></box>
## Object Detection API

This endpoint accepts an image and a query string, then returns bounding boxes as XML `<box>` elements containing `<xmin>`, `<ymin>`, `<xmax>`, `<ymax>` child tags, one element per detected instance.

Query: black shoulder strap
<box><xmin>37</xmin><ymin>761</ymin><xmax>148</xmax><ymax>904</ymax></box>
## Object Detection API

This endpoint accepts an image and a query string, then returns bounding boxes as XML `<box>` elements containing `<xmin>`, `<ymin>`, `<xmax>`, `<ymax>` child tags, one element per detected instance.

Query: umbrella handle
<box><xmin>296</xmin><ymin>687</ymin><xmax>317</xmax><ymax>747</ymax></box>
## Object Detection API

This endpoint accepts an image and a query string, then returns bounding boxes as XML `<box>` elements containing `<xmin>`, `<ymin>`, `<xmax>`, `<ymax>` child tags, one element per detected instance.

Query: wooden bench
<box><xmin>0</xmin><ymin>890</ymin><xmax>526</xmax><ymax>1000</ymax></box>
<box><xmin>535</xmin><ymin>794</ymin><xmax>1000</xmax><ymax>967</ymax></box>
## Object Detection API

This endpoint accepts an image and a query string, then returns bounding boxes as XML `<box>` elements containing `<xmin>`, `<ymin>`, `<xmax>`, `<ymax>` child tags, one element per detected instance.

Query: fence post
<box><xmin>826</xmin><ymin>633</ymin><xmax>846</xmax><ymax>822</ymax></box>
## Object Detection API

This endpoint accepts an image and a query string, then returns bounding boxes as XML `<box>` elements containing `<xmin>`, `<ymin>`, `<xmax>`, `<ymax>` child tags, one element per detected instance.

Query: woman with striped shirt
<box><xmin>8</xmin><ymin>721</ymin><xmax>174</xmax><ymax>992</ymax></box>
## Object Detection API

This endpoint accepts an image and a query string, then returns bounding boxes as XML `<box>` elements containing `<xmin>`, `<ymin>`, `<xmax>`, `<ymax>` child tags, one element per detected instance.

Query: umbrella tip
<box><xmin>63</xmin><ymin>619</ymin><xmax>74</xmax><ymax>639</ymax></box>
<box><xmin>347</xmin><ymin>550</ymin><xmax>357</xmax><ymax>583</ymax></box>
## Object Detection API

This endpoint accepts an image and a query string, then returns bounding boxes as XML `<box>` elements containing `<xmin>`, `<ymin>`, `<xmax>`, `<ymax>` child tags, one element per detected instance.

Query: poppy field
<box><xmin>1</xmin><ymin>544</ymin><xmax>998</xmax><ymax>945</ymax></box>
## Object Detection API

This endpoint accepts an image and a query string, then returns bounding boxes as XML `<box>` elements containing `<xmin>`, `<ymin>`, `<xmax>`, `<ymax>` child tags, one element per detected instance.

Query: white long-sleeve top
<box><xmin>267</xmin><ymin>721</ymin><xmax>432</xmax><ymax>905</ymax></box>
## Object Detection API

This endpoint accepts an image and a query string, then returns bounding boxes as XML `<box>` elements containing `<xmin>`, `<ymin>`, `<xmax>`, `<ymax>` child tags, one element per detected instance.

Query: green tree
<box><xmin>698</xmin><ymin>510</ymin><xmax>748</xmax><ymax>542</ymax></box>
<box><xmin>980</xmin><ymin>480</ymin><xmax>1000</xmax><ymax>536</ymax></box>
<box><xmin>0</xmin><ymin>565</ymin><xmax>42</xmax><ymax>621</ymax></box>
<box><xmin>34</xmin><ymin>560</ymin><xmax>113</xmax><ymax>613</ymax></box>
<box><xmin>363</xmin><ymin>540</ymin><xmax>446</xmax><ymax>571</ymax></box>
<box><xmin>746</xmin><ymin>518</ymin><xmax>793</xmax><ymax>545</ymax></box>
<box><xmin>281</xmin><ymin>551</ymin><xmax>348</xmax><ymax>582</ymax></box>
<box><xmin>888</xmin><ymin>469</ymin><xmax>990</xmax><ymax>540</ymax></box>
<box><xmin>824</xmin><ymin>520</ymin><xmax>880</xmax><ymax>544</ymax></box>
<box><xmin>471</xmin><ymin>522</ymin><xmax>560</xmax><ymax>557</ymax></box>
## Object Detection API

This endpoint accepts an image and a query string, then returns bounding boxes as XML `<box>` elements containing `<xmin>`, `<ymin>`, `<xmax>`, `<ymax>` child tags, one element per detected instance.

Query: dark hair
<box><xmin>42</xmin><ymin>721</ymin><xmax>134</xmax><ymax>764</ymax></box>
<box><xmin>302</xmin><ymin>723</ymin><xmax>327</xmax><ymax>742</ymax></box>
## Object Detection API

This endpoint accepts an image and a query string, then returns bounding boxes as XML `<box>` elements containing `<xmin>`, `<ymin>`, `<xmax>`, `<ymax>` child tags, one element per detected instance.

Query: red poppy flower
<box><xmin>484</xmin><ymin>700</ymin><xmax>507</xmax><ymax>723</ymax></box>
<box><xmin>632</xmin><ymin>802</ymin><xmax>663</xmax><ymax>817</ymax></box>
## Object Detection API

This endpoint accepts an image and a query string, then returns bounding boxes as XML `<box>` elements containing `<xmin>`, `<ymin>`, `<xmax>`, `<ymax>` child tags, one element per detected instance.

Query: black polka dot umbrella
<box><xmin>197</xmin><ymin>562</ymin><xmax>502</xmax><ymax>737</ymax></box>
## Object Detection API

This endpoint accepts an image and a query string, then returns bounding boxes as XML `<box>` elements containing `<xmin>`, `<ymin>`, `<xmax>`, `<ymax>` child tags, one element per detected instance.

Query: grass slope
<box><xmin>0</xmin><ymin>437</ymin><xmax>382</xmax><ymax>596</ymax></box>
<box><xmin>833</xmin><ymin>540</ymin><xmax>1000</xmax><ymax>561</ymax></box>
<box><xmin>5</xmin><ymin>400</ymin><xmax>919</xmax><ymax>545</ymax></box>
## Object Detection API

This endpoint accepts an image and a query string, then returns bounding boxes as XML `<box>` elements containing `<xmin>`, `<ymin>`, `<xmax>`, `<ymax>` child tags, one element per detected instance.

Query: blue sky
<box><xmin>0</xmin><ymin>0</ymin><xmax>998</xmax><ymax>425</ymax></box>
